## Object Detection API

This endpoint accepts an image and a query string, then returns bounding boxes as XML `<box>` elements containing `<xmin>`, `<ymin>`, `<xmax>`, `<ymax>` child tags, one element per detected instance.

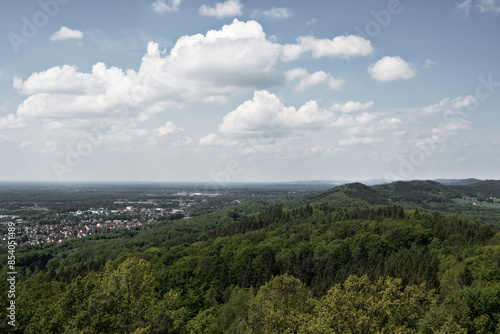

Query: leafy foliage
<box><xmin>2</xmin><ymin>180</ymin><xmax>500</xmax><ymax>332</ymax></box>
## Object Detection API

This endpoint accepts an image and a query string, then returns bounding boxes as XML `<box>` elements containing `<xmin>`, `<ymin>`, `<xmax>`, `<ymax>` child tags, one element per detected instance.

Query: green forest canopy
<box><xmin>2</xmin><ymin>180</ymin><xmax>500</xmax><ymax>333</ymax></box>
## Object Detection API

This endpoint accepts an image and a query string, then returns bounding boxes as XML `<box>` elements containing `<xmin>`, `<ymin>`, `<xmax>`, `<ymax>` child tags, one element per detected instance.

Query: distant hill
<box><xmin>451</xmin><ymin>179</ymin><xmax>500</xmax><ymax>197</ymax></box>
<box><xmin>435</xmin><ymin>178</ymin><xmax>482</xmax><ymax>186</ymax></box>
<box><xmin>309</xmin><ymin>182</ymin><xmax>388</xmax><ymax>208</ymax></box>
<box><xmin>307</xmin><ymin>179</ymin><xmax>500</xmax><ymax>218</ymax></box>
<box><xmin>308</xmin><ymin>180</ymin><xmax>459</xmax><ymax>210</ymax></box>
<box><xmin>373</xmin><ymin>180</ymin><xmax>461</xmax><ymax>209</ymax></box>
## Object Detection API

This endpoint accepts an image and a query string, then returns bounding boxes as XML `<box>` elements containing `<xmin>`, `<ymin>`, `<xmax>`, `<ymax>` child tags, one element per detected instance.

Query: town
<box><xmin>0</xmin><ymin>191</ymin><xmax>231</xmax><ymax>246</ymax></box>
<box><xmin>0</xmin><ymin>182</ymin><xmax>325</xmax><ymax>247</ymax></box>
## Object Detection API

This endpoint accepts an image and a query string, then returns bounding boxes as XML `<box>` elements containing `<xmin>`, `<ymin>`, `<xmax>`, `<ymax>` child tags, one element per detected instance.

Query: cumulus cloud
<box><xmin>251</xmin><ymin>7</ymin><xmax>293</xmax><ymax>19</ymax></box>
<box><xmin>329</xmin><ymin>101</ymin><xmax>374</xmax><ymax>113</ymax></box>
<box><xmin>218</xmin><ymin>90</ymin><xmax>335</xmax><ymax>136</ymax></box>
<box><xmin>14</xmin><ymin>20</ymin><xmax>283</xmax><ymax>119</ymax></box>
<box><xmin>154</xmin><ymin>121</ymin><xmax>184</xmax><ymax>136</ymax></box>
<box><xmin>13</xmin><ymin>18</ymin><xmax>377</xmax><ymax>158</ymax></box>
<box><xmin>150</xmin><ymin>0</ymin><xmax>182</xmax><ymax>13</ymax></box>
<box><xmin>201</xmin><ymin>91</ymin><xmax>401</xmax><ymax>160</ymax></box>
<box><xmin>0</xmin><ymin>114</ymin><xmax>25</xmax><ymax>129</ymax></box>
<box><xmin>285</xmin><ymin>68</ymin><xmax>344</xmax><ymax>91</ymax></box>
<box><xmin>199</xmin><ymin>0</ymin><xmax>243</xmax><ymax>18</ymax></box>
<box><xmin>13</xmin><ymin>64</ymin><xmax>102</xmax><ymax>95</ymax></box>
<box><xmin>15</xmin><ymin>19</ymin><xmax>374</xmax><ymax>123</ymax></box>
<box><xmin>50</xmin><ymin>26</ymin><xmax>83</xmax><ymax>41</ymax></box>
<box><xmin>368</xmin><ymin>56</ymin><xmax>416</xmax><ymax>82</ymax></box>
<box><xmin>201</xmin><ymin>91</ymin><xmax>400</xmax><ymax>155</ymax></box>
<box><xmin>199</xmin><ymin>133</ymin><xmax>230</xmax><ymax>146</ymax></box>
<box><xmin>282</xmin><ymin>35</ymin><xmax>373</xmax><ymax>61</ymax></box>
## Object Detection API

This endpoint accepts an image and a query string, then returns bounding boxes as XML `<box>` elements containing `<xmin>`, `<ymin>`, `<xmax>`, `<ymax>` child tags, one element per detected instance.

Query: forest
<box><xmin>1</xmin><ymin>180</ymin><xmax>500</xmax><ymax>333</ymax></box>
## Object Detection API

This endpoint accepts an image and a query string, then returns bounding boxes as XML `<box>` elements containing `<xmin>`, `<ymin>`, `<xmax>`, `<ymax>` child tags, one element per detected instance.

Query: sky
<box><xmin>0</xmin><ymin>0</ymin><xmax>499</xmax><ymax>183</ymax></box>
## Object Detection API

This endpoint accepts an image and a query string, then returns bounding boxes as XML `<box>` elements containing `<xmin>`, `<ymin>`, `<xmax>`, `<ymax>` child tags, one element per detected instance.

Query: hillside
<box><xmin>309</xmin><ymin>182</ymin><xmax>388</xmax><ymax>208</ymax></box>
<box><xmin>435</xmin><ymin>178</ymin><xmax>483</xmax><ymax>186</ymax></box>
<box><xmin>2</xmin><ymin>180</ymin><xmax>500</xmax><ymax>333</ymax></box>
<box><xmin>306</xmin><ymin>180</ymin><xmax>500</xmax><ymax>228</ymax></box>
<box><xmin>374</xmin><ymin>180</ymin><xmax>460</xmax><ymax>208</ymax></box>
<box><xmin>452</xmin><ymin>179</ymin><xmax>500</xmax><ymax>197</ymax></box>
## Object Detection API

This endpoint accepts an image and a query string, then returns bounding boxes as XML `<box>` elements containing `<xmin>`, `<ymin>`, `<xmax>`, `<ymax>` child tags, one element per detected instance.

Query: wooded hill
<box><xmin>2</xmin><ymin>180</ymin><xmax>500</xmax><ymax>333</ymax></box>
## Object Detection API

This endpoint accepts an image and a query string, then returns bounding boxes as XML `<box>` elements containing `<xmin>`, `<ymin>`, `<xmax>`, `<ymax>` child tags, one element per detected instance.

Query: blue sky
<box><xmin>0</xmin><ymin>0</ymin><xmax>499</xmax><ymax>183</ymax></box>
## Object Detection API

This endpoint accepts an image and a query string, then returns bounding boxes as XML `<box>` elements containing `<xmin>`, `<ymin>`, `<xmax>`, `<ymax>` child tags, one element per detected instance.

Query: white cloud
<box><xmin>251</xmin><ymin>7</ymin><xmax>293</xmax><ymax>19</ymax></box>
<box><xmin>285</xmin><ymin>68</ymin><xmax>344</xmax><ymax>91</ymax></box>
<box><xmin>282</xmin><ymin>35</ymin><xmax>373</xmax><ymax>61</ymax></box>
<box><xmin>50</xmin><ymin>26</ymin><xmax>83</xmax><ymax>41</ymax></box>
<box><xmin>368</xmin><ymin>56</ymin><xmax>416</xmax><ymax>82</ymax></box>
<box><xmin>332</xmin><ymin>112</ymin><xmax>401</xmax><ymax>138</ymax></box>
<box><xmin>218</xmin><ymin>90</ymin><xmax>335</xmax><ymax>136</ymax></box>
<box><xmin>0</xmin><ymin>135</ymin><xmax>11</xmax><ymax>143</ymax></box>
<box><xmin>154</xmin><ymin>121</ymin><xmax>184</xmax><ymax>136</ymax></box>
<box><xmin>13</xmin><ymin>65</ymin><xmax>102</xmax><ymax>95</ymax></box>
<box><xmin>199</xmin><ymin>0</ymin><xmax>243</xmax><ymax>18</ymax></box>
<box><xmin>150</xmin><ymin>0</ymin><xmax>182</xmax><ymax>13</ymax></box>
<box><xmin>0</xmin><ymin>114</ymin><xmax>25</xmax><ymax>129</ymax></box>
<box><xmin>422</xmin><ymin>95</ymin><xmax>475</xmax><ymax>115</ymax></box>
<box><xmin>14</xmin><ymin>20</ymin><xmax>283</xmax><ymax>119</ymax></box>
<box><xmin>105</xmin><ymin>126</ymin><xmax>154</xmax><ymax>152</ymax></box>
<box><xmin>338</xmin><ymin>136</ymin><xmax>381</xmax><ymax>146</ymax></box>
<box><xmin>458</xmin><ymin>0</ymin><xmax>500</xmax><ymax>14</ymax></box>
<box><xmin>14</xmin><ymin>20</ymin><xmax>376</xmax><ymax>122</ymax></box>
<box><xmin>423</xmin><ymin>119</ymin><xmax>470</xmax><ymax>145</ymax></box>
<box><xmin>476</xmin><ymin>0</ymin><xmax>500</xmax><ymax>13</ymax></box>
<box><xmin>378</xmin><ymin>118</ymin><xmax>402</xmax><ymax>128</ymax></box>
<box><xmin>423</xmin><ymin>58</ymin><xmax>435</xmax><ymax>69</ymax></box>
<box><xmin>199</xmin><ymin>133</ymin><xmax>229</xmax><ymax>146</ymax></box>
<box><xmin>329</xmin><ymin>101</ymin><xmax>374</xmax><ymax>113</ymax></box>
<box><xmin>332</xmin><ymin>113</ymin><xmax>378</xmax><ymax>127</ymax></box>
<box><xmin>436</xmin><ymin>118</ymin><xmax>470</xmax><ymax>133</ymax></box>
<box><xmin>201</xmin><ymin>91</ymin><xmax>400</xmax><ymax>160</ymax></box>
<box><xmin>40</xmin><ymin>141</ymin><xmax>58</xmax><ymax>154</ymax></box>
<box><xmin>458</xmin><ymin>0</ymin><xmax>473</xmax><ymax>15</ymax></box>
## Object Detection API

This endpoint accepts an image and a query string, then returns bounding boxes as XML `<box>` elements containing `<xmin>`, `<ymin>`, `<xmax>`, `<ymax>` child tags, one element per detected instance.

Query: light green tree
<box><xmin>247</xmin><ymin>274</ymin><xmax>314</xmax><ymax>334</ymax></box>
<box><xmin>301</xmin><ymin>275</ymin><xmax>435</xmax><ymax>333</ymax></box>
